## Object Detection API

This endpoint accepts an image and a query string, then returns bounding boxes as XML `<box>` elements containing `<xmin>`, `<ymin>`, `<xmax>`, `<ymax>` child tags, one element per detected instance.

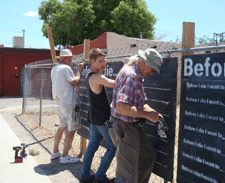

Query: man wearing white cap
<box><xmin>51</xmin><ymin>49</ymin><xmax>84</xmax><ymax>164</ymax></box>
<box><xmin>110</xmin><ymin>48</ymin><xmax>164</xmax><ymax>182</ymax></box>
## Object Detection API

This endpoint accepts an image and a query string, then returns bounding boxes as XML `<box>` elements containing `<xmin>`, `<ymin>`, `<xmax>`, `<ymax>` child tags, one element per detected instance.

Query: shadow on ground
<box><xmin>34</xmin><ymin>159</ymin><xmax>95</xmax><ymax>180</ymax></box>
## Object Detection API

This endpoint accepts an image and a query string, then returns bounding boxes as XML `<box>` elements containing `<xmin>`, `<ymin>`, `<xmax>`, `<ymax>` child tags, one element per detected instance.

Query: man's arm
<box><xmin>89</xmin><ymin>74</ymin><xmax>115</xmax><ymax>94</ymax></box>
<box><xmin>70</xmin><ymin>63</ymin><xmax>84</xmax><ymax>87</ymax></box>
<box><xmin>89</xmin><ymin>74</ymin><xmax>115</xmax><ymax>95</ymax></box>
<box><xmin>116</xmin><ymin>102</ymin><xmax>160</xmax><ymax>123</ymax></box>
<box><xmin>90</xmin><ymin>74</ymin><xmax>115</xmax><ymax>88</ymax></box>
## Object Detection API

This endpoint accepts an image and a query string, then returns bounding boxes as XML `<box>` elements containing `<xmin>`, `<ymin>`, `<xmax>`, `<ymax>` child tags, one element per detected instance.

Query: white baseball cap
<box><xmin>56</xmin><ymin>49</ymin><xmax>73</xmax><ymax>58</ymax></box>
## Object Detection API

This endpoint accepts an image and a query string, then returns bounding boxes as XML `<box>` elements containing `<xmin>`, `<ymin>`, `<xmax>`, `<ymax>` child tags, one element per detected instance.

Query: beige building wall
<box><xmin>106</xmin><ymin>32</ymin><xmax>182</xmax><ymax>58</ymax></box>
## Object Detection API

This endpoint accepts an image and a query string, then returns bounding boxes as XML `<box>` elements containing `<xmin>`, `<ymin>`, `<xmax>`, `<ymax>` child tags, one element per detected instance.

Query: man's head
<box><xmin>57</xmin><ymin>49</ymin><xmax>73</xmax><ymax>65</ymax></box>
<box><xmin>138</xmin><ymin>48</ymin><xmax>163</xmax><ymax>74</ymax></box>
<box><xmin>126</xmin><ymin>48</ymin><xmax>163</xmax><ymax>78</ymax></box>
<box><xmin>89</xmin><ymin>48</ymin><xmax>107</xmax><ymax>72</ymax></box>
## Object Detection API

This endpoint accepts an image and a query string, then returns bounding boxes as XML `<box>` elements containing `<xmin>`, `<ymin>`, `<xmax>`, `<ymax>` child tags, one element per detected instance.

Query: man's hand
<box><xmin>123</xmin><ymin>57</ymin><xmax>129</xmax><ymax>65</ymax></box>
<box><xmin>104</xmin><ymin>59</ymin><xmax>109</xmax><ymax>67</ymax></box>
<box><xmin>78</xmin><ymin>62</ymin><xmax>85</xmax><ymax>73</ymax></box>
<box><xmin>70</xmin><ymin>62</ymin><xmax>85</xmax><ymax>87</ymax></box>
<box><xmin>145</xmin><ymin>111</ymin><xmax>160</xmax><ymax>123</ymax></box>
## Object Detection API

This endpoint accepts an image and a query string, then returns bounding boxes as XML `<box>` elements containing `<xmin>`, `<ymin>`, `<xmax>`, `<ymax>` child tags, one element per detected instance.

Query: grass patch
<box><xmin>29</xmin><ymin>149</ymin><xmax>40</xmax><ymax>156</ymax></box>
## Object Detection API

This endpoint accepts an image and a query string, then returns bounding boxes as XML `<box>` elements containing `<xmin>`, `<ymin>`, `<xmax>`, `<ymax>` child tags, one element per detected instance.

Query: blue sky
<box><xmin>0</xmin><ymin>0</ymin><xmax>224</xmax><ymax>49</ymax></box>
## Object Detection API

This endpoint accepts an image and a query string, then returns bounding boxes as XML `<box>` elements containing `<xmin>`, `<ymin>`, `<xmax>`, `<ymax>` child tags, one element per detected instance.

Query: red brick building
<box><xmin>0</xmin><ymin>47</ymin><xmax>58</xmax><ymax>96</ymax></box>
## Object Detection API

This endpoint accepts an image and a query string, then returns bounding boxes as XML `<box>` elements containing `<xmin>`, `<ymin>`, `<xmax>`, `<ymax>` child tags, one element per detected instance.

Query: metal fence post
<box><xmin>39</xmin><ymin>65</ymin><xmax>44</xmax><ymax>126</ymax></box>
<box><xmin>22</xmin><ymin>66</ymin><xmax>27</xmax><ymax>113</ymax></box>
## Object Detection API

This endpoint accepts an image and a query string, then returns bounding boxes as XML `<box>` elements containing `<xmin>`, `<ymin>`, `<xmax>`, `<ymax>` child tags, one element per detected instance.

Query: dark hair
<box><xmin>89</xmin><ymin>48</ymin><xmax>106</xmax><ymax>61</ymax></box>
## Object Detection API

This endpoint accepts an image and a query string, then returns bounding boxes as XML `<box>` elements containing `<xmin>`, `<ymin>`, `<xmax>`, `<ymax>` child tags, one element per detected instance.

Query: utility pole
<box><xmin>214</xmin><ymin>32</ymin><xmax>225</xmax><ymax>45</ymax></box>
<box><xmin>140</xmin><ymin>31</ymin><xmax>143</xmax><ymax>39</ymax></box>
<box><xmin>219</xmin><ymin>32</ymin><xmax>225</xmax><ymax>42</ymax></box>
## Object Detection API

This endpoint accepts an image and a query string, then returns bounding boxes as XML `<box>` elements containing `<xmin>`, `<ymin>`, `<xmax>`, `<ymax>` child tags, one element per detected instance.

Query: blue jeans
<box><xmin>80</xmin><ymin>124</ymin><xmax>116</xmax><ymax>181</ymax></box>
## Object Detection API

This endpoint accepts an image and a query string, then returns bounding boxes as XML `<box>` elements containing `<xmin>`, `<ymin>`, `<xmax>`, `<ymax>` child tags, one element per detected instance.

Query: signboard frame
<box><xmin>177</xmin><ymin>52</ymin><xmax>225</xmax><ymax>183</ymax></box>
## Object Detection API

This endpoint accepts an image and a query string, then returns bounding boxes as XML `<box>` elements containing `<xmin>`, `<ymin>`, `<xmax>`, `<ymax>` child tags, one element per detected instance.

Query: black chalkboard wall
<box><xmin>77</xmin><ymin>58</ymin><xmax>178</xmax><ymax>181</ymax></box>
<box><xmin>177</xmin><ymin>52</ymin><xmax>225</xmax><ymax>183</ymax></box>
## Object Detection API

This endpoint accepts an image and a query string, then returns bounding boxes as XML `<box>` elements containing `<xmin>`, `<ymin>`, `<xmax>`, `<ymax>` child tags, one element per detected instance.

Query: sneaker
<box><xmin>79</xmin><ymin>175</ymin><xmax>95</xmax><ymax>183</ymax></box>
<box><xmin>94</xmin><ymin>178</ymin><xmax>108</xmax><ymax>183</ymax></box>
<box><xmin>51</xmin><ymin>151</ymin><xmax>62</xmax><ymax>160</ymax></box>
<box><xmin>60</xmin><ymin>154</ymin><xmax>79</xmax><ymax>164</ymax></box>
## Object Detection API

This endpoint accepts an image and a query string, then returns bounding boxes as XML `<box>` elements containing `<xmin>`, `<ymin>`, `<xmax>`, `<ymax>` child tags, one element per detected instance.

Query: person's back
<box><xmin>86</xmin><ymin>71</ymin><xmax>110</xmax><ymax>125</ymax></box>
<box><xmin>51</xmin><ymin>63</ymin><xmax>77</xmax><ymax>105</ymax></box>
<box><xmin>50</xmin><ymin>49</ymin><xmax>84</xmax><ymax>164</ymax></box>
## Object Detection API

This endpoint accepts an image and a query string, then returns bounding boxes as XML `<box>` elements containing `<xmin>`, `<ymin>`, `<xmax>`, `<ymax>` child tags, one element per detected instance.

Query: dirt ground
<box><xmin>0</xmin><ymin>97</ymin><xmax>83</xmax><ymax>182</ymax></box>
<box><xmin>0</xmin><ymin>97</ymin><xmax>117</xmax><ymax>183</ymax></box>
<box><xmin>1</xmin><ymin>97</ymin><xmax>165</xmax><ymax>183</ymax></box>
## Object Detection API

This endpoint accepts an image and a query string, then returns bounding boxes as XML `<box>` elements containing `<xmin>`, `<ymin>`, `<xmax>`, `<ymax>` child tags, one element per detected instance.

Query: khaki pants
<box><xmin>109</xmin><ymin>118</ymin><xmax>156</xmax><ymax>183</ymax></box>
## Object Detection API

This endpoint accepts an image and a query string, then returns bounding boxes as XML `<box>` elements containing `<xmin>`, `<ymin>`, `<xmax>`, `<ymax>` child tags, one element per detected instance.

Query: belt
<box><xmin>133</xmin><ymin>118</ymin><xmax>146</xmax><ymax>129</ymax></box>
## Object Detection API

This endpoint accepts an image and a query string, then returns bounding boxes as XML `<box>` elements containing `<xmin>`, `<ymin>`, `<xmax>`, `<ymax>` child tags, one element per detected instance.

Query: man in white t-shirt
<box><xmin>51</xmin><ymin>49</ymin><xmax>84</xmax><ymax>164</ymax></box>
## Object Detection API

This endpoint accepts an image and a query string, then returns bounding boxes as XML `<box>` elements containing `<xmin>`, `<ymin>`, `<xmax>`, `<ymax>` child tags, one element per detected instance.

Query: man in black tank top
<box><xmin>79</xmin><ymin>48</ymin><xmax>116</xmax><ymax>183</ymax></box>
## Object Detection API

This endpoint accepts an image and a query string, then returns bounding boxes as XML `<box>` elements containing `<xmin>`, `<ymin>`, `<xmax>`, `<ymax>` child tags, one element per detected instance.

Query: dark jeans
<box><xmin>80</xmin><ymin>124</ymin><xmax>116</xmax><ymax>181</ymax></box>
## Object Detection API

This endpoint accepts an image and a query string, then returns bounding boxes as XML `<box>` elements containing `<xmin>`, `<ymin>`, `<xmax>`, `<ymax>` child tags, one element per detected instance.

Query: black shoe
<box><xmin>95</xmin><ymin>177</ymin><xmax>115</xmax><ymax>183</ymax></box>
<box><xmin>109</xmin><ymin>178</ymin><xmax>115</xmax><ymax>183</ymax></box>
<box><xmin>79</xmin><ymin>175</ymin><xmax>95</xmax><ymax>183</ymax></box>
<box><xmin>95</xmin><ymin>178</ymin><xmax>109</xmax><ymax>183</ymax></box>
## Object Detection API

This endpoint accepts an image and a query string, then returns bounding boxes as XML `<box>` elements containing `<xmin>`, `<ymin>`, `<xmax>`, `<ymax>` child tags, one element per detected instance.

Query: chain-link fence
<box><xmin>22</xmin><ymin>41</ymin><xmax>225</xmax><ymax>182</ymax></box>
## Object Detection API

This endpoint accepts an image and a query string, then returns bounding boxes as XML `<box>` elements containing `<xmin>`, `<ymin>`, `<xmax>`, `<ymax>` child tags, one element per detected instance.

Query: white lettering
<box><xmin>208</xmin><ymin>115</ymin><xmax>219</xmax><ymax>121</ymax></box>
<box><xmin>184</xmin><ymin>58</ymin><xmax>193</xmax><ymax>76</ymax></box>
<box><xmin>196</xmin><ymin>142</ymin><xmax>204</xmax><ymax>148</ymax></box>
<box><xmin>194</xmin><ymin>63</ymin><xmax>204</xmax><ymax>76</ymax></box>
<box><xmin>182</xmin><ymin>152</ymin><xmax>194</xmax><ymax>160</ymax></box>
<box><xmin>205</xmin><ymin>145</ymin><xmax>217</xmax><ymax>152</ymax></box>
<box><xmin>209</xmin><ymin>84</ymin><xmax>220</xmax><ymax>89</ymax></box>
<box><xmin>208</xmin><ymin>100</ymin><xmax>220</xmax><ymax>105</ymax></box>
<box><xmin>103</xmin><ymin>65</ymin><xmax>114</xmax><ymax>77</ymax></box>
<box><xmin>181</xmin><ymin>165</ymin><xmax>193</xmax><ymax>173</ymax></box>
<box><xmin>197</xmin><ymin>128</ymin><xmax>204</xmax><ymax>134</ymax></box>
<box><xmin>205</xmin><ymin>160</ymin><xmax>214</xmax><ymax>168</ymax></box>
<box><xmin>200</xmin><ymin>98</ymin><xmax>207</xmax><ymax>103</ymax></box>
<box><xmin>184</xmin><ymin>124</ymin><xmax>195</xmax><ymax>131</ymax></box>
<box><xmin>183</xmin><ymin>56</ymin><xmax>225</xmax><ymax>77</ymax></box>
<box><xmin>186</xmin><ymin>97</ymin><xmax>198</xmax><ymax>102</ymax></box>
<box><xmin>196</xmin><ymin>156</ymin><xmax>203</xmax><ymax>163</ymax></box>
<box><xmin>183</xmin><ymin>138</ymin><xmax>195</xmax><ymax>146</ymax></box>
<box><xmin>204</xmin><ymin>57</ymin><xmax>210</xmax><ymax>76</ymax></box>
<box><xmin>186</xmin><ymin>82</ymin><xmax>198</xmax><ymax>89</ymax></box>
<box><xmin>185</xmin><ymin>111</ymin><xmax>197</xmax><ymax>117</ymax></box>
<box><xmin>211</xmin><ymin>62</ymin><xmax>222</xmax><ymax>77</ymax></box>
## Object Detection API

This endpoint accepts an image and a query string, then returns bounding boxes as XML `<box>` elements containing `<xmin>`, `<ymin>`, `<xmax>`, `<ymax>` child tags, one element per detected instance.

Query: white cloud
<box><xmin>24</xmin><ymin>11</ymin><xmax>38</xmax><ymax>16</ymax></box>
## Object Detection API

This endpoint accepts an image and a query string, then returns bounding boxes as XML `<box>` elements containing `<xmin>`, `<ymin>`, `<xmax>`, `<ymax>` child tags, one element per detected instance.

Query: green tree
<box><xmin>111</xmin><ymin>1</ymin><xmax>156</xmax><ymax>39</ymax></box>
<box><xmin>38</xmin><ymin>0</ymin><xmax>157</xmax><ymax>47</ymax></box>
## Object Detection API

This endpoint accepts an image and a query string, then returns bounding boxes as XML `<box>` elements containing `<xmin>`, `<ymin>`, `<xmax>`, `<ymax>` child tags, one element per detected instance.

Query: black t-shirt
<box><xmin>86</xmin><ymin>72</ymin><xmax>110</xmax><ymax>125</ymax></box>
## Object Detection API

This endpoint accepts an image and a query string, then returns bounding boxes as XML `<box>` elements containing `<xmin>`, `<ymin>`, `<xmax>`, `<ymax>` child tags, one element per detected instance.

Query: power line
<box><xmin>0</xmin><ymin>28</ymin><xmax>45</xmax><ymax>38</ymax></box>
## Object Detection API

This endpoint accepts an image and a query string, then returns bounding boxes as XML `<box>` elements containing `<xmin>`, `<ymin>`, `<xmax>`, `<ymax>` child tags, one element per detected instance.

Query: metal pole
<box><xmin>22</xmin><ymin>29</ymin><xmax>25</xmax><ymax>48</ymax></box>
<box><xmin>39</xmin><ymin>66</ymin><xmax>44</xmax><ymax>126</ymax></box>
<box><xmin>22</xmin><ymin>66</ymin><xmax>27</xmax><ymax>113</ymax></box>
